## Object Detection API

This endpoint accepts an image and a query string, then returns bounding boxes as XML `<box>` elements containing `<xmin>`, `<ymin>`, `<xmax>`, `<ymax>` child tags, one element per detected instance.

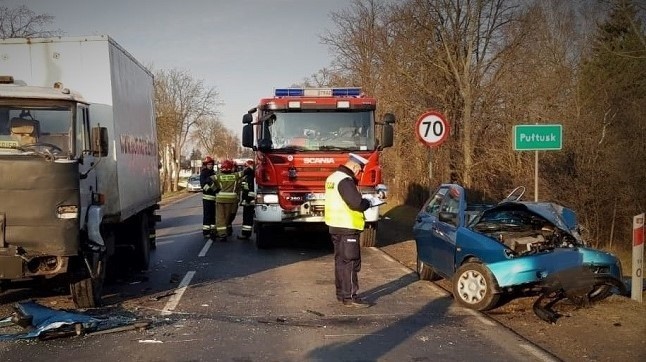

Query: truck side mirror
<box><xmin>91</xmin><ymin>126</ymin><xmax>109</xmax><ymax>157</ymax></box>
<box><xmin>381</xmin><ymin>123</ymin><xmax>394</xmax><ymax>148</ymax></box>
<box><xmin>380</xmin><ymin>113</ymin><xmax>395</xmax><ymax>149</ymax></box>
<box><xmin>242</xmin><ymin>113</ymin><xmax>253</xmax><ymax>124</ymax></box>
<box><xmin>242</xmin><ymin>124</ymin><xmax>254</xmax><ymax>148</ymax></box>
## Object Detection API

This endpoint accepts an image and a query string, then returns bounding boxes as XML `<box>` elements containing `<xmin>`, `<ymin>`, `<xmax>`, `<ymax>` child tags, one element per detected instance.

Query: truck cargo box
<box><xmin>0</xmin><ymin>35</ymin><xmax>160</xmax><ymax>222</ymax></box>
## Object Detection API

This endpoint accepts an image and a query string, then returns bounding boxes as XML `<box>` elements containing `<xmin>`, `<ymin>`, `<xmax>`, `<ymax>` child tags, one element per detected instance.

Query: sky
<box><xmin>4</xmin><ymin>0</ymin><xmax>351</xmax><ymax>140</ymax></box>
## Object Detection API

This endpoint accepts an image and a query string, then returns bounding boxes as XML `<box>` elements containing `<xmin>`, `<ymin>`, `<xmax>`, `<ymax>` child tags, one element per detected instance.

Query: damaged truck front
<box><xmin>0</xmin><ymin>36</ymin><xmax>160</xmax><ymax>308</ymax></box>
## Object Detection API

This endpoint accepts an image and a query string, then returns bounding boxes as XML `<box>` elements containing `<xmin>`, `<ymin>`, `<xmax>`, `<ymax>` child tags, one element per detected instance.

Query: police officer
<box><xmin>324</xmin><ymin>153</ymin><xmax>373</xmax><ymax>308</ymax></box>
<box><xmin>212</xmin><ymin>159</ymin><xmax>242</xmax><ymax>242</ymax></box>
<box><xmin>238</xmin><ymin>159</ymin><xmax>255</xmax><ymax>240</ymax></box>
<box><xmin>199</xmin><ymin>156</ymin><xmax>217</xmax><ymax>238</ymax></box>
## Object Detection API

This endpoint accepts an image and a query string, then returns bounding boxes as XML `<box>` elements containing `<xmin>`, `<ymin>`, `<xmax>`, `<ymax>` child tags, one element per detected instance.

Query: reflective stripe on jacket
<box><xmin>213</xmin><ymin>172</ymin><xmax>241</xmax><ymax>204</ymax></box>
<box><xmin>324</xmin><ymin>171</ymin><xmax>365</xmax><ymax>230</ymax></box>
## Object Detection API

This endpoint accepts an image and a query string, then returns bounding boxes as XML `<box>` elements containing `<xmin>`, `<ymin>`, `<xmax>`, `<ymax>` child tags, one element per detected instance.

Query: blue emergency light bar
<box><xmin>274</xmin><ymin>87</ymin><xmax>362</xmax><ymax>97</ymax></box>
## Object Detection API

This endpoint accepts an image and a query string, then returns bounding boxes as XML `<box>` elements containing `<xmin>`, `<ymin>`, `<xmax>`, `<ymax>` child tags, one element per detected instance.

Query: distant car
<box><xmin>413</xmin><ymin>184</ymin><xmax>624</xmax><ymax>311</ymax></box>
<box><xmin>186</xmin><ymin>175</ymin><xmax>201</xmax><ymax>192</ymax></box>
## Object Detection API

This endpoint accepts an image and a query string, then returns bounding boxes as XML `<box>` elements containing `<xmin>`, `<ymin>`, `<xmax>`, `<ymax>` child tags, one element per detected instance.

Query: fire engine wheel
<box><xmin>133</xmin><ymin>213</ymin><xmax>151</xmax><ymax>271</ymax></box>
<box><xmin>255</xmin><ymin>223</ymin><xmax>273</xmax><ymax>249</ymax></box>
<box><xmin>70</xmin><ymin>252</ymin><xmax>106</xmax><ymax>308</ymax></box>
<box><xmin>359</xmin><ymin>222</ymin><xmax>377</xmax><ymax>247</ymax></box>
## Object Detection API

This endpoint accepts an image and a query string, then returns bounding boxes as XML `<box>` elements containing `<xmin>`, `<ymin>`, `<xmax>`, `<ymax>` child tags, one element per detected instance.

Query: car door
<box><xmin>413</xmin><ymin>186</ymin><xmax>449</xmax><ymax>273</ymax></box>
<box><xmin>430</xmin><ymin>185</ymin><xmax>464</xmax><ymax>276</ymax></box>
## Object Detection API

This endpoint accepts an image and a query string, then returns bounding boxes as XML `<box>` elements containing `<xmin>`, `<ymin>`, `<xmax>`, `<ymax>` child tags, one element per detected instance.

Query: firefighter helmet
<box><xmin>203</xmin><ymin>156</ymin><xmax>214</xmax><ymax>165</ymax></box>
<box><xmin>220</xmin><ymin>159</ymin><xmax>235</xmax><ymax>172</ymax></box>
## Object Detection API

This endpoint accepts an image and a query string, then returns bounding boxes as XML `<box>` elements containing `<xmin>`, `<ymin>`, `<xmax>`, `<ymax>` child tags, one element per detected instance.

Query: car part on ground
<box><xmin>532</xmin><ymin>266</ymin><xmax>627</xmax><ymax>323</ymax></box>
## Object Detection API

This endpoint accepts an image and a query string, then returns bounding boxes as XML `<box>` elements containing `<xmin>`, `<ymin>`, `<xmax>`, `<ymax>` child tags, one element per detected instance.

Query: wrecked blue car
<box><xmin>413</xmin><ymin>184</ymin><xmax>624</xmax><ymax>311</ymax></box>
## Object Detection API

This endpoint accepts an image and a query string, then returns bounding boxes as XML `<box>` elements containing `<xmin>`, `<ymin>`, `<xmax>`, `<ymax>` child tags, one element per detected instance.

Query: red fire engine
<box><xmin>241</xmin><ymin>87</ymin><xmax>395</xmax><ymax>249</ymax></box>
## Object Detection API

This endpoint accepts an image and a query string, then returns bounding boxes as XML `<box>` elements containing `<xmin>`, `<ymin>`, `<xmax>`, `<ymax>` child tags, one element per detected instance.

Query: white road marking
<box><xmin>198</xmin><ymin>239</ymin><xmax>213</xmax><ymax>257</ymax></box>
<box><xmin>161</xmin><ymin>271</ymin><xmax>196</xmax><ymax>315</ymax></box>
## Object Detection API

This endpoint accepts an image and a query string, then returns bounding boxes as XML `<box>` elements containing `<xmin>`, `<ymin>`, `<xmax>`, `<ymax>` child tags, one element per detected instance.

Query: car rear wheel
<box><xmin>417</xmin><ymin>257</ymin><xmax>441</xmax><ymax>281</ymax></box>
<box><xmin>452</xmin><ymin>262</ymin><xmax>500</xmax><ymax>311</ymax></box>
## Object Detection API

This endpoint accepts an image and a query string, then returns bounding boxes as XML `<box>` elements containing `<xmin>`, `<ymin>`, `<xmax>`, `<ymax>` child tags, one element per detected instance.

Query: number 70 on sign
<box><xmin>415</xmin><ymin>111</ymin><xmax>450</xmax><ymax>148</ymax></box>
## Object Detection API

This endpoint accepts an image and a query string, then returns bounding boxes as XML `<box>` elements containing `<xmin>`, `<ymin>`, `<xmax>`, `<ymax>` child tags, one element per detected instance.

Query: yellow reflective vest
<box><xmin>324</xmin><ymin>171</ymin><xmax>365</xmax><ymax>230</ymax></box>
<box><xmin>212</xmin><ymin>172</ymin><xmax>242</xmax><ymax>204</ymax></box>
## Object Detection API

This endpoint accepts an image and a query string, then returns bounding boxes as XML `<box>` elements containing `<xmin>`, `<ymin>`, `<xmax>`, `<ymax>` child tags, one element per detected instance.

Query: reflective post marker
<box><xmin>632</xmin><ymin>213</ymin><xmax>644</xmax><ymax>303</ymax></box>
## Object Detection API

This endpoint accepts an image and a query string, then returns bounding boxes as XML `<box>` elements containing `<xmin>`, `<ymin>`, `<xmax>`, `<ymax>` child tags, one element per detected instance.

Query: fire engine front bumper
<box><xmin>254</xmin><ymin>201</ymin><xmax>380</xmax><ymax>223</ymax></box>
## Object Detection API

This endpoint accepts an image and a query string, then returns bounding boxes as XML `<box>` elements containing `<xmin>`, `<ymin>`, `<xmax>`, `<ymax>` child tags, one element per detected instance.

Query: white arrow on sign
<box><xmin>415</xmin><ymin>111</ymin><xmax>450</xmax><ymax>148</ymax></box>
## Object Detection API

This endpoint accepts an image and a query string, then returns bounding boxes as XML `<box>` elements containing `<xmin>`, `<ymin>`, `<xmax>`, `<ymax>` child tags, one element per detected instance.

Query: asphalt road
<box><xmin>0</xmin><ymin>194</ymin><xmax>557</xmax><ymax>361</ymax></box>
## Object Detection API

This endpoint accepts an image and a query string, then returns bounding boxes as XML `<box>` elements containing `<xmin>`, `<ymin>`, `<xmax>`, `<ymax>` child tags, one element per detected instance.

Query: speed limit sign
<box><xmin>415</xmin><ymin>111</ymin><xmax>450</xmax><ymax>148</ymax></box>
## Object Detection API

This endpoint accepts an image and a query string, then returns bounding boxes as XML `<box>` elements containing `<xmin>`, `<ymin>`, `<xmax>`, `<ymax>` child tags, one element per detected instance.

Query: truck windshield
<box><xmin>0</xmin><ymin>105</ymin><xmax>73</xmax><ymax>155</ymax></box>
<box><xmin>263</xmin><ymin>110</ymin><xmax>375</xmax><ymax>151</ymax></box>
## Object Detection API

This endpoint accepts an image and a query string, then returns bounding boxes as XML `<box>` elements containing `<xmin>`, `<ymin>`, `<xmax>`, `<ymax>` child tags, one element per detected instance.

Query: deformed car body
<box><xmin>413</xmin><ymin>184</ymin><xmax>624</xmax><ymax>311</ymax></box>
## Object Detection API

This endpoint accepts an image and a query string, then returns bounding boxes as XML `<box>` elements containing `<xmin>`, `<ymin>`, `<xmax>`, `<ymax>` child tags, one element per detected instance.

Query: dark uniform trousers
<box><xmin>331</xmin><ymin>233</ymin><xmax>362</xmax><ymax>301</ymax></box>
<box><xmin>202</xmin><ymin>199</ymin><xmax>215</xmax><ymax>236</ymax></box>
<box><xmin>240</xmin><ymin>204</ymin><xmax>254</xmax><ymax>238</ymax></box>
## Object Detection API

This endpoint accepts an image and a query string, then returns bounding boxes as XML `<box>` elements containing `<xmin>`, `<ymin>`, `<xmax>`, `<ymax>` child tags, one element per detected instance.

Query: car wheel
<box><xmin>452</xmin><ymin>262</ymin><xmax>500</xmax><ymax>311</ymax></box>
<box><xmin>587</xmin><ymin>284</ymin><xmax>614</xmax><ymax>303</ymax></box>
<box><xmin>417</xmin><ymin>257</ymin><xmax>441</xmax><ymax>281</ymax></box>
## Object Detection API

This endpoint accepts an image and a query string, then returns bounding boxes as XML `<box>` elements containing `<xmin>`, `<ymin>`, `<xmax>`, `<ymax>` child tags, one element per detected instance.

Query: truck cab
<box><xmin>0</xmin><ymin>76</ymin><xmax>110</xmax><ymax>303</ymax></box>
<box><xmin>242</xmin><ymin>87</ymin><xmax>394</xmax><ymax>248</ymax></box>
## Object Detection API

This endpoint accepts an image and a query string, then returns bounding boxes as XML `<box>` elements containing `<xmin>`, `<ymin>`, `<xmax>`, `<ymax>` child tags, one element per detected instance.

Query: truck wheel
<box><xmin>360</xmin><ymin>222</ymin><xmax>377</xmax><ymax>247</ymax></box>
<box><xmin>148</xmin><ymin>211</ymin><xmax>157</xmax><ymax>250</ymax></box>
<box><xmin>255</xmin><ymin>223</ymin><xmax>273</xmax><ymax>249</ymax></box>
<box><xmin>417</xmin><ymin>257</ymin><xmax>441</xmax><ymax>281</ymax></box>
<box><xmin>452</xmin><ymin>262</ymin><xmax>500</xmax><ymax>311</ymax></box>
<box><xmin>134</xmin><ymin>213</ymin><xmax>151</xmax><ymax>270</ymax></box>
<box><xmin>70</xmin><ymin>252</ymin><xmax>106</xmax><ymax>308</ymax></box>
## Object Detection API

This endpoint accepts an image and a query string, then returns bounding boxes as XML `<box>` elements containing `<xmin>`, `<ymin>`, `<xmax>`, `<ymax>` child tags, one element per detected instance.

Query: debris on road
<box><xmin>0</xmin><ymin>301</ymin><xmax>148</xmax><ymax>341</ymax></box>
<box><xmin>149</xmin><ymin>291</ymin><xmax>177</xmax><ymax>301</ymax></box>
<box><xmin>138</xmin><ymin>339</ymin><xmax>163</xmax><ymax>343</ymax></box>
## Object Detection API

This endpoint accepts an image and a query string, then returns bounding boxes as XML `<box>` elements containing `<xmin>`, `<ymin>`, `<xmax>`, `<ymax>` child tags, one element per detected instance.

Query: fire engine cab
<box><xmin>241</xmin><ymin>87</ymin><xmax>395</xmax><ymax>248</ymax></box>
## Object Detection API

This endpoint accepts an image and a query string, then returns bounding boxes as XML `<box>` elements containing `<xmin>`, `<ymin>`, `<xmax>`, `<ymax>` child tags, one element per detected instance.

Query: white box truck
<box><xmin>0</xmin><ymin>35</ymin><xmax>160</xmax><ymax>307</ymax></box>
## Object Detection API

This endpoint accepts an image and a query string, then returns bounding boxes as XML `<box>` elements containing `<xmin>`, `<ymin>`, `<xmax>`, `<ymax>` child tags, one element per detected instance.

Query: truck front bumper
<box><xmin>0</xmin><ymin>245</ymin><xmax>69</xmax><ymax>279</ymax></box>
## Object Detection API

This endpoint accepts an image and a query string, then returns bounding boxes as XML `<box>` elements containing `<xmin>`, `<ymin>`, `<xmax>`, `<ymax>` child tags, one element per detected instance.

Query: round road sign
<box><xmin>415</xmin><ymin>111</ymin><xmax>450</xmax><ymax>148</ymax></box>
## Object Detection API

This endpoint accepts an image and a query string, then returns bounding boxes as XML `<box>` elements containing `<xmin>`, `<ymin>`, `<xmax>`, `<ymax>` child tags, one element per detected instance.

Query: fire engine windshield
<box><xmin>263</xmin><ymin>110</ymin><xmax>375</xmax><ymax>152</ymax></box>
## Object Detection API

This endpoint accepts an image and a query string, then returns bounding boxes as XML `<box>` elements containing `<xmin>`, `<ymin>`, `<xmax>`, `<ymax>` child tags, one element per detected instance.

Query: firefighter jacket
<box><xmin>240</xmin><ymin>166</ymin><xmax>255</xmax><ymax>206</ymax></box>
<box><xmin>324</xmin><ymin>165</ymin><xmax>371</xmax><ymax>233</ymax></box>
<box><xmin>200</xmin><ymin>167</ymin><xmax>217</xmax><ymax>201</ymax></box>
<box><xmin>212</xmin><ymin>171</ymin><xmax>242</xmax><ymax>204</ymax></box>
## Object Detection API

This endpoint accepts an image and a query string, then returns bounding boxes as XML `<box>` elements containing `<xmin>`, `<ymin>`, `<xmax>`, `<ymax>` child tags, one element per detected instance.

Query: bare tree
<box><xmin>0</xmin><ymin>1</ymin><xmax>61</xmax><ymax>38</ymax></box>
<box><xmin>154</xmin><ymin>68</ymin><xmax>220</xmax><ymax>192</ymax></box>
<box><xmin>194</xmin><ymin>116</ymin><xmax>242</xmax><ymax>161</ymax></box>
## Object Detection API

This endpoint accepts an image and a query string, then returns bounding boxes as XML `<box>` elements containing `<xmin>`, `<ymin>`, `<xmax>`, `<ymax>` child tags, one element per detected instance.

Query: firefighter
<box><xmin>237</xmin><ymin>159</ymin><xmax>255</xmax><ymax>240</ymax></box>
<box><xmin>324</xmin><ymin>153</ymin><xmax>374</xmax><ymax>308</ymax></box>
<box><xmin>199</xmin><ymin>156</ymin><xmax>217</xmax><ymax>238</ymax></box>
<box><xmin>211</xmin><ymin>159</ymin><xmax>242</xmax><ymax>242</ymax></box>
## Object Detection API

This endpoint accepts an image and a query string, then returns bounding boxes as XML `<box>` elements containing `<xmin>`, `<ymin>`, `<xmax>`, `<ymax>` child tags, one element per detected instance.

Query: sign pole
<box><xmin>632</xmin><ymin>213</ymin><xmax>644</xmax><ymax>303</ymax></box>
<box><xmin>534</xmin><ymin>150</ymin><xmax>538</xmax><ymax>202</ymax></box>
